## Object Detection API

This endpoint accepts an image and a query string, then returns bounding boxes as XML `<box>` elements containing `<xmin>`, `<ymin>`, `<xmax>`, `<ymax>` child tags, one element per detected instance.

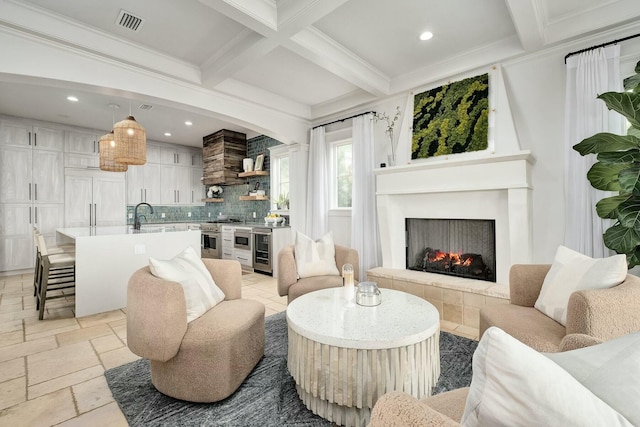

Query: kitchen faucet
<box><xmin>134</xmin><ymin>203</ymin><xmax>154</xmax><ymax>230</ymax></box>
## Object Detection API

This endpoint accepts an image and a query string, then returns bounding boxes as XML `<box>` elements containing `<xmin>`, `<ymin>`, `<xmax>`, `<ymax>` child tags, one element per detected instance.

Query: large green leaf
<box><xmin>596</xmin><ymin>194</ymin><xmax>631</xmax><ymax>219</ymax></box>
<box><xmin>598</xmin><ymin>92</ymin><xmax>640</xmax><ymax>129</ymax></box>
<box><xmin>618</xmin><ymin>198</ymin><xmax>640</xmax><ymax>229</ymax></box>
<box><xmin>573</xmin><ymin>133</ymin><xmax>640</xmax><ymax>155</ymax></box>
<box><xmin>603</xmin><ymin>223</ymin><xmax>640</xmax><ymax>254</ymax></box>
<box><xmin>624</xmin><ymin>73</ymin><xmax>640</xmax><ymax>92</ymax></box>
<box><xmin>598</xmin><ymin>149</ymin><xmax>640</xmax><ymax>164</ymax></box>
<box><xmin>586</xmin><ymin>162</ymin><xmax>628</xmax><ymax>191</ymax></box>
<box><xmin>627</xmin><ymin>249</ymin><xmax>640</xmax><ymax>268</ymax></box>
<box><xmin>618</xmin><ymin>164</ymin><xmax>640</xmax><ymax>194</ymax></box>
<box><xmin>628</xmin><ymin>126</ymin><xmax>640</xmax><ymax>139</ymax></box>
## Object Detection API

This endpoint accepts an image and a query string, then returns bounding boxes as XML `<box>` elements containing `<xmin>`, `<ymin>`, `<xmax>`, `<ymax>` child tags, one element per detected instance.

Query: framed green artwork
<box><xmin>412</xmin><ymin>73</ymin><xmax>489</xmax><ymax>160</ymax></box>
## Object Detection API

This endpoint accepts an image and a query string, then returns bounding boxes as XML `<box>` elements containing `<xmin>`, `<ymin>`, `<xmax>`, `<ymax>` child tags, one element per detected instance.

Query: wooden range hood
<box><xmin>202</xmin><ymin>129</ymin><xmax>247</xmax><ymax>185</ymax></box>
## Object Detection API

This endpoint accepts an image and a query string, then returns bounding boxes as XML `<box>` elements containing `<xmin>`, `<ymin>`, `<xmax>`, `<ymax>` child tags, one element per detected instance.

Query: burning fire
<box><xmin>429</xmin><ymin>251</ymin><xmax>473</xmax><ymax>266</ymax></box>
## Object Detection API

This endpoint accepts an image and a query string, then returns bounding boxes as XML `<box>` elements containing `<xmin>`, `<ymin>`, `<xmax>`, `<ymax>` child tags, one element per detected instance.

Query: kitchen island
<box><xmin>56</xmin><ymin>225</ymin><xmax>201</xmax><ymax>317</ymax></box>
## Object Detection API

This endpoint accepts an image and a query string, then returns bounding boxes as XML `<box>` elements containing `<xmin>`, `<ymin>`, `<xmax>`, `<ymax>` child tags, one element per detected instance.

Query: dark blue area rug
<box><xmin>105</xmin><ymin>312</ymin><xmax>477</xmax><ymax>426</ymax></box>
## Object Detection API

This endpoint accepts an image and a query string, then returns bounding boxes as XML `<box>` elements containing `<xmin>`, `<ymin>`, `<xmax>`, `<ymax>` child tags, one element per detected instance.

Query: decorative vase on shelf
<box><xmin>387</xmin><ymin>129</ymin><xmax>397</xmax><ymax>166</ymax></box>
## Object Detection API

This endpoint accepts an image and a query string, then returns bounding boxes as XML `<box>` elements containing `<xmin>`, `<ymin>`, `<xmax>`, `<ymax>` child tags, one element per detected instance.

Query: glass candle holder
<box><xmin>342</xmin><ymin>264</ymin><xmax>355</xmax><ymax>304</ymax></box>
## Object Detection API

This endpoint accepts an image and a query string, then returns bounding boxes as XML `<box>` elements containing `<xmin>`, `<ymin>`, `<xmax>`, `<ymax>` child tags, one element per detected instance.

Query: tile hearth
<box><xmin>0</xmin><ymin>271</ymin><xmax>475</xmax><ymax>425</ymax></box>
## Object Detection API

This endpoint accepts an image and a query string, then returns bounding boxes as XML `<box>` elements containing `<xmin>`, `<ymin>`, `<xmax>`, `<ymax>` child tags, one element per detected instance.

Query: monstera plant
<box><xmin>573</xmin><ymin>60</ymin><xmax>640</xmax><ymax>267</ymax></box>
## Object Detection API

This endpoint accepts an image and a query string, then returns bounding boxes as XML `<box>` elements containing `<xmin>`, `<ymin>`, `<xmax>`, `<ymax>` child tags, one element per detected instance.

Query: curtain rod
<box><xmin>564</xmin><ymin>33</ymin><xmax>640</xmax><ymax>63</ymax></box>
<box><xmin>312</xmin><ymin>111</ymin><xmax>375</xmax><ymax>129</ymax></box>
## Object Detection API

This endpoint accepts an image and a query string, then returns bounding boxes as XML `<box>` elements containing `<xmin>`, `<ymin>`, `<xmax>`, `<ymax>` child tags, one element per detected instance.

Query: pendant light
<box><xmin>99</xmin><ymin>104</ymin><xmax>128</xmax><ymax>172</ymax></box>
<box><xmin>99</xmin><ymin>131</ymin><xmax>128</xmax><ymax>172</ymax></box>
<box><xmin>113</xmin><ymin>102</ymin><xmax>146</xmax><ymax>165</ymax></box>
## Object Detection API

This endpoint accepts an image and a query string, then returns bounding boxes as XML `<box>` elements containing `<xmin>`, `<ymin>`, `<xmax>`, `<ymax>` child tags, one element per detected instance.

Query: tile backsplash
<box><xmin>126</xmin><ymin>135</ymin><xmax>284</xmax><ymax>224</ymax></box>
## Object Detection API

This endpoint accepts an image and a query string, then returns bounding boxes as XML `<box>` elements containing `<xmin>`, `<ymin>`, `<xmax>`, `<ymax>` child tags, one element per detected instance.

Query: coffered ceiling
<box><xmin>1</xmin><ymin>0</ymin><xmax>640</xmax><ymax>146</ymax></box>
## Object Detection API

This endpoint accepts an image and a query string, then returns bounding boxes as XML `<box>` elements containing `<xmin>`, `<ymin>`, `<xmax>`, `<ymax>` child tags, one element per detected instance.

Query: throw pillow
<box><xmin>545</xmin><ymin>331</ymin><xmax>640</xmax><ymax>426</ymax></box>
<box><xmin>461</xmin><ymin>327</ymin><xmax>633</xmax><ymax>427</ymax></box>
<box><xmin>534</xmin><ymin>245</ymin><xmax>627</xmax><ymax>325</ymax></box>
<box><xmin>149</xmin><ymin>246</ymin><xmax>225</xmax><ymax>322</ymax></box>
<box><xmin>294</xmin><ymin>231</ymin><xmax>340</xmax><ymax>279</ymax></box>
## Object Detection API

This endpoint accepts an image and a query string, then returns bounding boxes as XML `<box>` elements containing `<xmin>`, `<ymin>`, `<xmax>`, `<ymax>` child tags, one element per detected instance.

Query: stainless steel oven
<box><xmin>201</xmin><ymin>223</ymin><xmax>221</xmax><ymax>259</ymax></box>
<box><xmin>234</xmin><ymin>227</ymin><xmax>252</xmax><ymax>251</ymax></box>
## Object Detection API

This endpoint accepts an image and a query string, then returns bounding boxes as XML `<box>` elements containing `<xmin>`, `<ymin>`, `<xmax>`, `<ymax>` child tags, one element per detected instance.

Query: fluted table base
<box><xmin>288</xmin><ymin>326</ymin><xmax>440</xmax><ymax>427</ymax></box>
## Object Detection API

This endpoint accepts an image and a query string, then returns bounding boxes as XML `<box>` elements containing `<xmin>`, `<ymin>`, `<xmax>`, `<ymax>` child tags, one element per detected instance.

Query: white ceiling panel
<box><xmin>21</xmin><ymin>0</ymin><xmax>247</xmax><ymax>65</ymax></box>
<box><xmin>232</xmin><ymin>47</ymin><xmax>361</xmax><ymax>106</ymax></box>
<box><xmin>313</xmin><ymin>0</ymin><xmax>517</xmax><ymax>78</ymax></box>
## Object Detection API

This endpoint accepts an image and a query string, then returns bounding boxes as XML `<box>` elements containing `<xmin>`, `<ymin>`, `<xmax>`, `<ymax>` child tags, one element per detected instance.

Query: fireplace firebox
<box><xmin>406</xmin><ymin>218</ymin><xmax>496</xmax><ymax>282</ymax></box>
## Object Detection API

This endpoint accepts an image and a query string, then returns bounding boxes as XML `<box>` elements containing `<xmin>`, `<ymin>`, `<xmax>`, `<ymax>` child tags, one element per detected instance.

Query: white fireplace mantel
<box><xmin>375</xmin><ymin>150</ymin><xmax>535</xmax><ymax>284</ymax></box>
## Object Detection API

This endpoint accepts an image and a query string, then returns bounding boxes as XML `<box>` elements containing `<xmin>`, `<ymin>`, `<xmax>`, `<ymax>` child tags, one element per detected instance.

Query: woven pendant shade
<box><xmin>99</xmin><ymin>131</ymin><xmax>128</xmax><ymax>172</ymax></box>
<box><xmin>113</xmin><ymin>115</ymin><xmax>146</xmax><ymax>165</ymax></box>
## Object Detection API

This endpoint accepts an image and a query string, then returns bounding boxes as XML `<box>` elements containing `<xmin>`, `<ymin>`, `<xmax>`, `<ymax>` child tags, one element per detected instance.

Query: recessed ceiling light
<box><xmin>419</xmin><ymin>31</ymin><xmax>433</xmax><ymax>41</ymax></box>
<box><xmin>67</xmin><ymin>96</ymin><xmax>79</xmax><ymax>102</ymax></box>
<box><xmin>185</xmin><ymin>121</ymin><xmax>193</xmax><ymax>126</ymax></box>
<box><xmin>164</xmin><ymin>132</ymin><xmax>172</xmax><ymax>137</ymax></box>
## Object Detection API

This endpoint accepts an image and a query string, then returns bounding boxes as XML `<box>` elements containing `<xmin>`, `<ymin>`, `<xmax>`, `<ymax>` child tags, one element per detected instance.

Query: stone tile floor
<box><xmin>0</xmin><ymin>271</ymin><xmax>473</xmax><ymax>426</ymax></box>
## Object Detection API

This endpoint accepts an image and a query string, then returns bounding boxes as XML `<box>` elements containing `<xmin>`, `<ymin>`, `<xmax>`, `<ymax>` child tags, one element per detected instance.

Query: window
<box><xmin>270</xmin><ymin>147</ymin><xmax>289</xmax><ymax>210</ymax></box>
<box><xmin>331</xmin><ymin>139</ymin><xmax>352</xmax><ymax>208</ymax></box>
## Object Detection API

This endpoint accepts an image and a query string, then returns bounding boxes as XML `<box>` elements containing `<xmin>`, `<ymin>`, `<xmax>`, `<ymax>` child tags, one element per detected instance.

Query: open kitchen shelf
<box><xmin>239</xmin><ymin>195</ymin><xmax>269</xmax><ymax>201</ymax></box>
<box><xmin>202</xmin><ymin>198</ymin><xmax>224</xmax><ymax>202</ymax></box>
<box><xmin>238</xmin><ymin>171</ymin><xmax>268</xmax><ymax>178</ymax></box>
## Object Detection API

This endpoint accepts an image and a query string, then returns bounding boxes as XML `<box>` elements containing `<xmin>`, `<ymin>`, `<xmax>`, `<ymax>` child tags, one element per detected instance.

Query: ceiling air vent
<box><xmin>138</xmin><ymin>104</ymin><xmax>153</xmax><ymax>111</ymax></box>
<box><xmin>115</xmin><ymin>9</ymin><xmax>145</xmax><ymax>32</ymax></box>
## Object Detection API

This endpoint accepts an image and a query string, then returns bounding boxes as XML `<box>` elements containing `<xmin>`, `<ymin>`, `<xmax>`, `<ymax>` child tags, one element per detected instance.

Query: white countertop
<box><xmin>56</xmin><ymin>225</ymin><xmax>199</xmax><ymax>239</ymax></box>
<box><xmin>286</xmin><ymin>288</ymin><xmax>439</xmax><ymax>349</ymax></box>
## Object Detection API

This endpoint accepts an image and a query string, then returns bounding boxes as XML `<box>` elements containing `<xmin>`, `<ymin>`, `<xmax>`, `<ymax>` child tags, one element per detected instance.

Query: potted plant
<box><xmin>573</xmin><ymin>60</ymin><xmax>640</xmax><ymax>266</ymax></box>
<box><xmin>276</xmin><ymin>192</ymin><xmax>289</xmax><ymax>210</ymax></box>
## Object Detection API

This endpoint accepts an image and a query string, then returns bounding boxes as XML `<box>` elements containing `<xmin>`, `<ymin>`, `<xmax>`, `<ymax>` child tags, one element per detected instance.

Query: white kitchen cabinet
<box><xmin>160</xmin><ymin>165</ymin><xmax>192</xmax><ymax>205</ymax></box>
<box><xmin>147</xmin><ymin>143</ymin><xmax>162</xmax><ymax>164</ymax></box>
<box><xmin>161</xmin><ymin>146</ymin><xmax>192</xmax><ymax>167</ymax></box>
<box><xmin>65</xmin><ymin>170</ymin><xmax>126</xmax><ymax>227</ymax></box>
<box><xmin>0</xmin><ymin>146</ymin><xmax>64</xmax><ymax>204</ymax></box>
<box><xmin>0</xmin><ymin>235</ymin><xmax>33</xmax><ymax>271</ymax></box>
<box><xmin>33</xmin><ymin>150</ymin><xmax>65</xmax><ymax>203</ymax></box>
<box><xmin>32</xmin><ymin>126</ymin><xmax>65</xmax><ymax>151</ymax></box>
<box><xmin>127</xmin><ymin>162</ymin><xmax>161</xmax><ymax>205</ymax></box>
<box><xmin>0</xmin><ymin>146</ymin><xmax>31</xmax><ymax>203</ymax></box>
<box><xmin>191</xmin><ymin>168</ymin><xmax>204</xmax><ymax>204</ymax></box>
<box><xmin>64</xmin><ymin>129</ymin><xmax>99</xmax><ymax>168</ymax></box>
<box><xmin>0</xmin><ymin>121</ymin><xmax>64</xmax><ymax>151</ymax></box>
<box><xmin>190</xmin><ymin>149</ymin><xmax>203</xmax><ymax>167</ymax></box>
<box><xmin>0</xmin><ymin>202</ymin><xmax>64</xmax><ymax>272</ymax></box>
<box><xmin>0</xmin><ymin>120</ymin><xmax>30</xmax><ymax>147</ymax></box>
<box><xmin>0</xmin><ymin>120</ymin><xmax>65</xmax><ymax>272</ymax></box>
<box><xmin>221</xmin><ymin>226</ymin><xmax>234</xmax><ymax>260</ymax></box>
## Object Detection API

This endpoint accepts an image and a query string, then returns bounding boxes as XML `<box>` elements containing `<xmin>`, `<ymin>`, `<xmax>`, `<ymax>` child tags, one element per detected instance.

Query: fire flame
<box><xmin>429</xmin><ymin>251</ymin><xmax>473</xmax><ymax>266</ymax></box>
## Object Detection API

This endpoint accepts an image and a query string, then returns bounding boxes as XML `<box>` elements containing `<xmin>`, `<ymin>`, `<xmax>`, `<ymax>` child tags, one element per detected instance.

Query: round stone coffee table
<box><xmin>286</xmin><ymin>287</ymin><xmax>440</xmax><ymax>427</ymax></box>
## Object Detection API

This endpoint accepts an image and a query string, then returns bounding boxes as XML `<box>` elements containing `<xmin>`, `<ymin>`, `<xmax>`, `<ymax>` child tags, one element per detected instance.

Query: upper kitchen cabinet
<box><xmin>203</xmin><ymin>130</ymin><xmax>246</xmax><ymax>185</ymax></box>
<box><xmin>0</xmin><ymin>121</ymin><xmax>64</xmax><ymax>204</ymax></box>
<box><xmin>64</xmin><ymin>129</ymin><xmax>99</xmax><ymax>168</ymax></box>
<box><xmin>126</xmin><ymin>162</ymin><xmax>161</xmax><ymax>205</ymax></box>
<box><xmin>160</xmin><ymin>164</ymin><xmax>191</xmax><ymax>205</ymax></box>
<box><xmin>126</xmin><ymin>142</ymin><xmax>161</xmax><ymax>205</ymax></box>
<box><xmin>161</xmin><ymin>146</ymin><xmax>192</xmax><ymax>167</ymax></box>
<box><xmin>0</xmin><ymin>120</ymin><xmax>64</xmax><ymax>151</ymax></box>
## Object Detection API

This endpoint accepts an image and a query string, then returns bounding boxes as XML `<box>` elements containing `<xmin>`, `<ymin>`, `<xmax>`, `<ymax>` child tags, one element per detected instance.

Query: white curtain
<box><xmin>351</xmin><ymin>114</ymin><xmax>380</xmax><ymax>277</ymax></box>
<box><xmin>564</xmin><ymin>45</ymin><xmax>624</xmax><ymax>257</ymax></box>
<box><xmin>305</xmin><ymin>126</ymin><xmax>329</xmax><ymax>238</ymax></box>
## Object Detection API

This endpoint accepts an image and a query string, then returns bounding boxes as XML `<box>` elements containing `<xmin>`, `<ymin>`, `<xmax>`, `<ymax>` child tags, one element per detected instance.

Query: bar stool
<box><xmin>32</xmin><ymin>228</ymin><xmax>74</xmax><ymax>299</ymax></box>
<box><xmin>36</xmin><ymin>233</ymin><xmax>76</xmax><ymax>320</ymax></box>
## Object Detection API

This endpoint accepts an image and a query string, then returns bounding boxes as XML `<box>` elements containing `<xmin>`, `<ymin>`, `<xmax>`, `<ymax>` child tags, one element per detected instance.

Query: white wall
<box><xmin>320</xmin><ymin>31</ymin><xmax>640</xmax><ymax>264</ymax></box>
